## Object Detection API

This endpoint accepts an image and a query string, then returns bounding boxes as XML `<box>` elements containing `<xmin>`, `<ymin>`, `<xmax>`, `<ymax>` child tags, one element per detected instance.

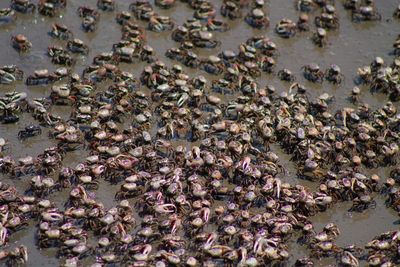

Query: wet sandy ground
<box><xmin>0</xmin><ymin>0</ymin><xmax>399</xmax><ymax>266</ymax></box>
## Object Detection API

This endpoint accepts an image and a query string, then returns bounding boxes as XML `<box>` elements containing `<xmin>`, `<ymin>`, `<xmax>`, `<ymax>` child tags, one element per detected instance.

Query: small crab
<box><xmin>325</xmin><ymin>64</ymin><xmax>344</xmax><ymax>84</ymax></box>
<box><xmin>97</xmin><ymin>0</ymin><xmax>116</xmax><ymax>11</ymax></box>
<box><xmin>275</xmin><ymin>18</ymin><xmax>297</xmax><ymax>38</ymax></box>
<box><xmin>302</xmin><ymin>63</ymin><xmax>324</xmax><ymax>83</ymax></box>
<box><xmin>18</xmin><ymin>125</ymin><xmax>42</xmax><ymax>140</ymax></box>
<box><xmin>67</xmin><ymin>39</ymin><xmax>89</xmax><ymax>55</ymax></box>
<box><xmin>352</xmin><ymin>6</ymin><xmax>381</xmax><ymax>22</ymax></box>
<box><xmin>312</xmin><ymin>27</ymin><xmax>327</xmax><ymax>47</ymax></box>
<box><xmin>278</xmin><ymin>68</ymin><xmax>296</xmax><ymax>82</ymax></box>
<box><xmin>349</xmin><ymin>195</ymin><xmax>376</xmax><ymax>212</ymax></box>
<box><xmin>11</xmin><ymin>34</ymin><xmax>32</xmax><ymax>52</ymax></box>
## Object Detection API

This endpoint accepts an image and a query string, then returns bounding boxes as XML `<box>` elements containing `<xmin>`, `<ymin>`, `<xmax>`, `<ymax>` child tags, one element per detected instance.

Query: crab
<box><xmin>26</xmin><ymin>69</ymin><xmax>62</xmax><ymax>86</ymax></box>
<box><xmin>349</xmin><ymin>194</ymin><xmax>376</xmax><ymax>212</ymax></box>
<box><xmin>18</xmin><ymin>125</ymin><xmax>42</xmax><ymax>140</ymax></box>
<box><xmin>302</xmin><ymin>63</ymin><xmax>325</xmax><ymax>83</ymax></box>
<box><xmin>155</xmin><ymin>0</ymin><xmax>175</xmax><ymax>9</ymax></box>
<box><xmin>297</xmin><ymin>13</ymin><xmax>310</xmax><ymax>31</ymax></box>
<box><xmin>11</xmin><ymin>0</ymin><xmax>36</xmax><ymax>13</ymax></box>
<box><xmin>115</xmin><ymin>182</ymin><xmax>143</xmax><ymax>200</ymax></box>
<box><xmin>0</xmin><ymin>8</ymin><xmax>17</xmax><ymax>25</ymax></box>
<box><xmin>11</xmin><ymin>34</ymin><xmax>32</xmax><ymax>52</ymax></box>
<box><xmin>50</xmin><ymin>23</ymin><xmax>73</xmax><ymax>40</ymax></box>
<box><xmin>275</xmin><ymin>19</ymin><xmax>297</xmax><ymax>38</ymax></box>
<box><xmin>114</xmin><ymin>46</ymin><xmax>138</xmax><ymax>63</ymax></box>
<box><xmin>179</xmin><ymin>50</ymin><xmax>199</xmax><ymax>68</ymax></box>
<box><xmin>42</xmin><ymin>0</ymin><xmax>67</xmax><ymax>9</ymax></box>
<box><xmin>134</xmin><ymin>4</ymin><xmax>155</xmax><ymax>21</ymax></box>
<box><xmin>78</xmin><ymin>6</ymin><xmax>100</xmax><ymax>32</ymax></box>
<box><xmin>50</xmin><ymin>84</ymin><xmax>76</xmax><ymax>105</ymax></box>
<box><xmin>325</xmin><ymin>64</ymin><xmax>344</xmax><ymax>84</ymax></box>
<box><xmin>245</xmin><ymin>8</ymin><xmax>269</xmax><ymax>28</ymax></box>
<box><xmin>93</xmin><ymin>52</ymin><xmax>120</xmax><ymax>66</ymax></box>
<box><xmin>0</xmin><ymin>246</ymin><xmax>28</xmax><ymax>266</ymax></box>
<box><xmin>171</xmin><ymin>26</ymin><xmax>189</xmax><ymax>42</ymax></box>
<box><xmin>148</xmin><ymin>15</ymin><xmax>174</xmax><ymax>32</ymax></box>
<box><xmin>97</xmin><ymin>0</ymin><xmax>115</xmax><ymax>11</ymax></box>
<box><xmin>259</xmin><ymin>56</ymin><xmax>276</xmax><ymax>73</ymax></box>
<box><xmin>0</xmin><ymin>65</ymin><xmax>24</xmax><ymax>84</ymax></box>
<box><xmin>221</xmin><ymin>1</ymin><xmax>242</xmax><ymax>20</ymax></box>
<box><xmin>67</xmin><ymin>39</ymin><xmax>89</xmax><ymax>55</ymax></box>
<box><xmin>278</xmin><ymin>68</ymin><xmax>296</xmax><ymax>82</ymax></box>
<box><xmin>212</xmin><ymin>79</ymin><xmax>235</xmax><ymax>95</ymax></box>
<box><xmin>116</xmin><ymin>11</ymin><xmax>132</xmax><ymax>25</ymax></box>
<box><xmin>139</xmin><ymin>45</ymin><xmax>155</xmax><ymax>63</ymax></box>
<box><xmin>206</xmin><ymin>18</ymin><xmax>229</xmax><ymax>32</ymax></box>
<box><xmin>38</xmin><ymin>2</ymin><xmax>57</xmax><ymax>17</ymax></box>
<box><xmin>48</xmin><ymin>46</ymin><xmax>75</xmax><ymax>66</ymax></box>
<box><xmin>297</xmin><ymin>0</ymin><xmax>318</xmax><ymax>13</ymax></box>
<box><xmin>394</xmin><ymin>4</ymin><xmax>400</xmax><ymax>19</ymax></box>
<box><xmin>315</xmin><ymin>5</ymin><xmax>340</xmax><ymax>30</ymax></box>
<box><xmin>190</xmin><ymin>31</ymin><xmax>220</xmax><ymax>49</ymax></box>
<box><xmin>312</xmin><ymin>28</ymin><xmax>327</xmax><ymax>47</ymax></box>
<box><xmin>201</xmin><ymin>55</ymin><xmax>225</xmax><ymax>75</ymax></box>
<box><xmin>193</xmin><ymin>3</ymin><xmax>216</xmax><ymax>21</ymax></box>
<box><xmin>352</xmin><ymin>6</ymin><xmax>381</xmax><ymax>22</ymax></box>
<box><xmin>343</xmin><ymin>0</ymin><xmax>359</xmax><ymax>10</ymax></box>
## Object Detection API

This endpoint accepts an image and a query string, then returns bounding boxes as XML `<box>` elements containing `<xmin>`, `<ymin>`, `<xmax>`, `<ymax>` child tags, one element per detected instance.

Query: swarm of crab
<box><xmin>0</xmin><ymin>0</ymin><xmax>399</xmax><ymax>266</ymax></box>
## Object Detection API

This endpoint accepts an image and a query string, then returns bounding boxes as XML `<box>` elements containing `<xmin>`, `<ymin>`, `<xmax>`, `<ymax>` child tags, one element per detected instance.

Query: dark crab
<box><xmin>297</xmin><ymin>13</ymin><xmax>310</xmax><ymax>31</ymax></box>
<box><xmin>18</xmin><ymin>125</ymin><xmax>42</xmax><ymax>140</ymax></box>
<box><xmin>50</xmin><ymin>23</ymin><xmax>73</xmax><ymax>40</ymax></box>
<box><xmin>275</xmin><ymin>18</ymin><xmax>297</xmax><ymax>38</ymax></box>
<box><xmin>220</xmin><ymin>1</ymin><xmax>242</xmax><ymax>20</ymax></box>
<box><xmin>148</xmin><ymin>15</ymin><xmax>174</xmax><ymax>32</ymax></box>
<box><xmin>97</xmin><ymin>0</ymin><xmax>115</xmax><ymax>11</ymax></box>
<box><xmin>0</xmin><ymin>8</ymin><xmax>17</xmax><ymax>25</ymax></box>
<box><xmin>352</xmin><ymin>6</ymin><xmax>381</xmax><ymax>22</ymax></box>
<box><xmin>78</xmin><ymin>6</ymin><xmax>100</xmax><ymax>32</ymax></box>
<box><xmin>183</xmin><ymin>51</ymin><xmax>201</xmax><ymax>68</ymax></box>
<box><xmin>343</xmin><ymin>0</ymin><xmax>358</xmax><ymax>10</ymax></box>
<box><xmin>139</xmin><ymin>45</ymin><xmax>155</xmax><ymax>63</ymax></box>
<box><xmin>0</xmin><ymin>246</ymin><xmax>28</xmax><ymax>266</ymax></box>
<box><xmin>312</xmin><ymin>28</ymin><xmax>327</xmax><ymax>47</ymax></box>
<box><xmin>302</xmin><ymin>63</ymin><xmax>324</xmax><ymax>83</ymax></box>
<box><xmin>201</xmin><ymin>55</ymin><xmax>225</xmax><ymax>75</ymax></box>
<box><xmin>42</xmin><ymin>0</ymin><xmax>67</xmax><ymax>9</ymax></box>
<box><xmin>325</xmin><ymin>64</ymin><xmax>344</xmax><ymax>84</ymax></box>
<box><xmin>278</xmin><ymin>68</ymin><xmax>296</xmax><ymax>82</ymax></box>
<box><xmin>38</xmin><ymin>2</ymin><xmax>57</xmax><ymax>17</ymax></box>
<box><xmin>259</xmin><ymin>56</ymin><xmax>276</xmax><ymax>73</ymax></box>
<box><xmin>297</xmin><ymin>0</ymin><xmax>317</xmax><ymax>13</ymax></box>
<box><xmin>206</xmin><ymin>18</ymin><xmax>229</xmax><ymax>32</ymax></box>
<box><xmin>193</xmin><ymin>3</ymin><xmax>216</xmax><ymax>21</ymax></box>
<box><xmin>394</xmin><ymin>4</ymin><xmax>400</xmax><ymax>19</ymax></box>
<box><xmin>155</xmin><ymin>0</ymin><xmax>175</xmax><ymax>9</ymax></box>
<box><xmin>190</xmin><ymin>31</ymin><xmax>220</xmax><ymax>49</ymax></box>
<box><xmin>26</xmin><ymin>69</ymin><xmax>61</xmax><ymax>86</ymax></box>
<box><xmin>67</xmin><ymin>39</ymin><xmax>89</xmax><ymax>55</ymax></box>
<box><xmin>11</xmin><ymin>0</ymin><xmax>36</xmax><ymax>13</ymax></box>
<box><xmin>93</xmin><ymin>52</ymin><xmax>120</xmax><ymax>66</ymax></box>
<box><xmin>114</xmin><ymin>46</ymin><xmax>137</xmax><ymax>63</ymax></box>
<box><xmin>245</xmin><ymin>8</ymin><xmax>269</xmax><ymax>28</ymax></box>
<box><xmin>48</xmin><ymin>46</ymin><xmax>75</xmax><ymax>66</ymax></box>
<box><xmin>171</xmin><ymin>26</ymin><xmax>189</xmax><ymax>42</ymax></box>
<box><xmin>116</xmin><ymin>11</ymin><xmax>133</xmax><ymax>25</ymax></box>
<box><xmin>315</xmin><ymin>5</ymin><xmax>340</xmax><ymax>30</ymax></box>
<box><xmin>349</xmin><ymin>195</ymin><xmax>376</xmax><ymax>212</ymax></box>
